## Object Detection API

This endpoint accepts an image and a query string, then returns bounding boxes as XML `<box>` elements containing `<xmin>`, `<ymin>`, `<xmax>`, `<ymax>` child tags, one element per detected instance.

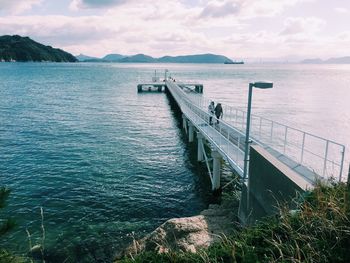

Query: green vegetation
<box><xmin>119</xmin><ymin>181</ymin><xmax>350</xmax><ymax>263</ymax></box>
<box><xmin>0</xmin><ymin>187</ymin><xmax>24</xmax><ymax>263</ymax></box>
<box><xmin>0</xmin><ymin>35</ymin><xmax>77</xmax><ymax>62</ymax></box>
<box><xmin>0</xmin><ymin>188</ymin><xmax>15</xmax><ymax>237</ymax></box>
<box><xmin>77</xmin><ymin>53</ymin><xmax>234</xmax><ymax>63</ymax></box>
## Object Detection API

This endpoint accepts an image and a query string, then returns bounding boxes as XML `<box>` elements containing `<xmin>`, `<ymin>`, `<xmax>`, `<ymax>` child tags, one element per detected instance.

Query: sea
<box><xmin>0</xmin><ymin>62</ymin><xmax>349</xmax><ymax>262</ymax></box>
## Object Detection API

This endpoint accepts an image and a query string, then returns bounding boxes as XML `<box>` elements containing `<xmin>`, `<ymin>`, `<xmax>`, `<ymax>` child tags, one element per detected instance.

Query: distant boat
<box><xmin>224</xmin><ymin>61</ymin><xmax>244</xmax><ymax>64</ymax></box>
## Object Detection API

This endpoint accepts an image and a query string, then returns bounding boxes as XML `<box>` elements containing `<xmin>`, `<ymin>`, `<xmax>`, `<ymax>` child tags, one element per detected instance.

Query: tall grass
<box><xmin>118</xmin><ymin>181</ymin><xmax>350</xmax><ymax>263</ymax></box>
<box><xmin>0</xmin><ymin>187</ymin><xmax>25</xmax><ymax>263</ymax></box>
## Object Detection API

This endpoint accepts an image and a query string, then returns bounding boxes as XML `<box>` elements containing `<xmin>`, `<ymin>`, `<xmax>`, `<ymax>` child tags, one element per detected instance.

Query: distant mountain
<box><xmin>301</xmin><ymin>58</ymin><xmax>323</xmax><ymax>64</ymax></box>
<box><xmin>77</xmin><ymin>53</ymin><xmax>234</xmax><ymax>63</ymax></box>
<box><xmin>119</xmin><ymin>54</ymin><xmax>156</xmax><ymax>63</ymax></box>
<box><xmin>158</xmin><ymin>54</ymin><xmax>233</xmax><ymax>63</ymax></box>
<box><xmin>301</xmin><ymin>56</ymin><xmax>350</xmax><ymax>64</ymax></box>
<box><xmin>0</xmin><ymin>35</ymin><xmax>77</xmax><ymax>62</ymax></box>
<box><xmin>103</xmin><ymin>53</ymin><xmax>125</xmax><ymax>61</ymax></box>
<box><xmin>76</xmin><ymin>53</ymin><xmax>99</xmax><ymax>62</ymax></box>
<box><xmin>325</xmin><ymin>56</ymin><xmax>350</xmax><ymax>64</ymax></box>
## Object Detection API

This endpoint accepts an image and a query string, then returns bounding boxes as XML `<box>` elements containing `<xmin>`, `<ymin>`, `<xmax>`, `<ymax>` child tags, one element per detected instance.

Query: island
<box><xmin>0</xmin><ymin>35</ymin><xmax>77</xmax><ymax>62</ymax></box>
<box><xmin>76</xmin><ymin>53</ymin><xmax>236</xmax><ymax>64</ymax></box>
<box><xmin>301</xmin><ymin>56</ymin><xmax>350</xmax><ymax>64</ymax></box>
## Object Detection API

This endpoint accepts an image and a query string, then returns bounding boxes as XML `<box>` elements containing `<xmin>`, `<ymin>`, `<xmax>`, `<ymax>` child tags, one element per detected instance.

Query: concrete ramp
<box><xmin>239</xmin><ymin>145</ymin><xmax>313</xmax><ymax>225</ymax></box>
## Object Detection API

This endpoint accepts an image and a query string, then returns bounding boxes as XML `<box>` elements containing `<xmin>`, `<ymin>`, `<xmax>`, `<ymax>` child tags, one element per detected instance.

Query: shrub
<box><xmin>119</xmin><ymin>182</ymin><xmax>350</xmax><ymax>263</ymax></box>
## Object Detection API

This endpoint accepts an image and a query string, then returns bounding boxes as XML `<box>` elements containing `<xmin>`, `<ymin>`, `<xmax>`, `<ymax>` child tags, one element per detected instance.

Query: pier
<box><xmin>138</xmin><ymin>72</ymin><xmax>346</xmax><ymax>224</ymax></box>
<box><xmin>137</xmin><ymin>81</ymin><xmax>203</xmax><ymax>93</ymax></box>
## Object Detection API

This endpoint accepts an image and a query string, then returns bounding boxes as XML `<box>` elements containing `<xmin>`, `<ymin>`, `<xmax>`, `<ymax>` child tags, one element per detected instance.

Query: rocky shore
<box><xmin>118</xmin><ymin>198</ymin><xmax>239</xmax><ymax>260</ymax></box>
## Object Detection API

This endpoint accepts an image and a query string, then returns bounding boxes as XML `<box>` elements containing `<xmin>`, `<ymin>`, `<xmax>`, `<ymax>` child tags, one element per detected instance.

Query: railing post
<box><xmin>323</xmin><ymin>140</ymin><xmax>329</xmax><ymax>176</ymax></box>
<box><xmin>235</xmin><ymin>109</ymin><xmax>238</xmax><ymax>126</ymax></box>
<box><xmin>236</xmin><ymin>135</ymin><xmax>240</xmax><ymax>161</ymax></box>
<box><xmin>339</xmin><ymin>146</ymin><xmax>345</xmax><ymax>181</ymax></box>
<box><xmin>283</xmin><ymin>126</ymin><xmax>288</xmax><ymax>154</ymax></box>
<box><xmin>346</xmin><ymin>163</ymin><xmax>350</xmax><ymax>214</ymax></box>
<box><xmin>219</xmin><ymin>124</ymin><xmax>222</xmax><ymax>147</ymax></box>
<box><xmin>259</xmin><ymin>117</ymin><xmax>262</xmax><ymax>140</ymax></box>
<box><xmin>227</xmin><ymin>131</ymin><xmax>230</xmax><ymax>154</ymax></box>
<box><xmin>242</xmin><ymin>111</ymin><xmax>245</xmax><ymax>130</ymax></box>
<box><xmin>300</xmin><ymin>133</ymin><xmax>306</xmax><ymax>163</ymax></box>
<box><xmin>270</xmin><ymin>120</ymin><xmax>274</xmax><ymax>142</ymax></box>
<box><xmin>212</xmin><ymin>150</ymin><xmax>221</xmax><ymax>191</ymax></box>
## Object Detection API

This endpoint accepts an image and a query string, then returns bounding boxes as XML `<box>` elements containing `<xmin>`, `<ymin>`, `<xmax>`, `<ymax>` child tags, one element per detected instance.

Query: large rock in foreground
<box><xmin>122</xmin><ymin>204</ymin><xmax>237</xmax><ymax>258</ymax></box>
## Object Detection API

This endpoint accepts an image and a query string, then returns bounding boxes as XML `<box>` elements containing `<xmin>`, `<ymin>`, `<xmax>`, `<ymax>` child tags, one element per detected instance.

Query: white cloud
<box><xmin>336</xmin><ymin>31</ymin><xmax>350</xmax><ymax>42</ymax></box>
<box><xmin>197</xmin><ymin>0</ymin><xmax>315</xmax><ymax>20</ymax></box>
<box><xmin>0</xmin><ymin>0</ymin><xmax>42</xmax><ymax>14</ymax></box>
<box><xmin>0</xmin><ymin>0</ymin><xmax>346</xmax><ymax>60</ymax></box>
<box><xmin>244</xmin><ymin>0</ymin><xmax>313</xmax><ymax>17</ymax></box>
<box><xmin>69</xmin><ymin>0</ymin><xmax>127</xmax><ymax>11</ymax></box>
<box><xmin>280</xmin><ymin>17</ymin><xmax>325</xmax><ymax>36</ymax></box>
<box><xmin>334</xmin><ymin>7</ymin><xmax>349</xmax><ymax>14</ymax></box>
<box><xmin>199</xmin><ymin>0</ymin><xmax>243</xmax><ymax>18</ymax></box>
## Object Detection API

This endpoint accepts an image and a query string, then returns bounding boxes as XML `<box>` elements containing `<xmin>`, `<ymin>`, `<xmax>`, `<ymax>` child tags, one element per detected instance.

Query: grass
<box><xmin>0</xmin><ymin>187</ymin><xmax>25</xmax><ymax>263</ymax></box>
<box><xmin>118</xmin><ymin>180</ymin><xmax>350</xmax><ymax>263</ymax></box>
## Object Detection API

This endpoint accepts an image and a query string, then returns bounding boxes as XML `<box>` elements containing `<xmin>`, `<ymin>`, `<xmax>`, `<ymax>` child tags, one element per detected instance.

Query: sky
<box><xmin>0</xmin><ymin>0</ymin><xmax>349</xmax><ymax>61</ymax></box>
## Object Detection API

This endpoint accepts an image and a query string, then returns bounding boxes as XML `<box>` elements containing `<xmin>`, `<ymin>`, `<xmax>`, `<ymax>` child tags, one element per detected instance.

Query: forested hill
<box><xmin>77</xmin><ymin>53</ymin><xmax>234</xmax><ymax>63</ymax></box>
<box><xmin>0</xmin><ymin>35</ymin><xmax>77</xmax><ymax>62</ymax></box>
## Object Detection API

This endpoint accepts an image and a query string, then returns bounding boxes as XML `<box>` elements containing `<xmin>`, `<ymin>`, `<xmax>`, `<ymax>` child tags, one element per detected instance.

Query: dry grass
<box><xmin>119</xmin><ymin>181</ymin><xmax>350</xmax><ymax>263</ymax></box>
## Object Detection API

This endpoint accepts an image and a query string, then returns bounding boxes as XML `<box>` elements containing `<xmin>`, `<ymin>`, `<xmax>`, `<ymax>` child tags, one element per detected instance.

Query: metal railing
<box><xmin>167</xmin><ymin>81</ymin><xmax>247</xmax><ymax>177</ymax></box>
<box><xmin>166</xmin><ymin>80</ymin><xmax>346</xmax><ymax>181</ymax></box>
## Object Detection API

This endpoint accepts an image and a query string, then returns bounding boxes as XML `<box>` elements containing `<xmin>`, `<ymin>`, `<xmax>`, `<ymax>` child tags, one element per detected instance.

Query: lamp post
<box><xmin>243</xmin><ymin>81</ymin><xmax>273</xmax><ymax>179</ymax></box>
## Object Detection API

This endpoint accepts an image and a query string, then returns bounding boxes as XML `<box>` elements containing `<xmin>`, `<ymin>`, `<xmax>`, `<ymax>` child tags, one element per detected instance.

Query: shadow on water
<box><xmin>164</xmin><ymin>89</ymin><xmax>220</xmax><ymax>205</ymax></box>
<box><xmin>38</xmin><ymin>92</ymin><xmax>219</xmax><ymax>263</ymax></box>
<box><xmin>137</xmin><ymin>89</ymin><xmax>219</xmax><ymax>204</ymax></box>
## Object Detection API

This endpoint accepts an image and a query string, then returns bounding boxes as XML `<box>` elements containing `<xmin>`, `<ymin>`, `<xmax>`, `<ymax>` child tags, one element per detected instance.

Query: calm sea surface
<box><xmin>0</xmin><ymin>63</ymin><xmax>349</xmax><ymax>262</ymax></box>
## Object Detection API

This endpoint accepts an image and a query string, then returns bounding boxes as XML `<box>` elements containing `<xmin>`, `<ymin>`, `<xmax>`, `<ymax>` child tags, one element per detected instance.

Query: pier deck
<box><xmin>137</xmin><ymin>77</ymin><xmax>345</xmax><ymax>189</ymax></box>
<box><xmin>137</xmin><ymin>75</ymin><xmax>346</xmax><ymax>223</ymax></box>
<box><xmin>137</xmin><ymin>81</ymin><xmax>203</xmax><ymax>93</ymax></box>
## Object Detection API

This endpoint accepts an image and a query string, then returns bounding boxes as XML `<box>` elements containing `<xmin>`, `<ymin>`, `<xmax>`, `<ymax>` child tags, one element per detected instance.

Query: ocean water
<box><xmin>1</xmin><ymin>62</ymin><xmax>349</xmax><ymax>262</ymax></box>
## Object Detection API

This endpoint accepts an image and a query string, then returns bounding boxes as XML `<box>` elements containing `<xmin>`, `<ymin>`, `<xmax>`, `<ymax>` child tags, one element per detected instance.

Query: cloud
<box><xmin>245</xmin><ymin>0</ymin><xmax>312</xmax><ymax>17</ymax></box>
<box><xmin>280</xmin><ymin>17</ymin><xmax>325</xmax><ymax>36</ymax></box>
<box><xmin>199</xmin><ymin>0</ymin><xmax>243</xmax><ymax>18</ymax></box>
<box><xmin>0</xmin><ymin>0</ymin><xmax>345</xmax><ymax>60</ymax></box>
<box><xmin>0</xmin><ymin>15</ymin><xmax>119</xmax><ymax>45</ymax></box>
<box><xmin>198</xmin><ymin>0</ymin><xmax>315</xmax><ymax>20</ymax></box>
<box><xmin>334</xmin><ymin>7</ymin><xmax>349</xmax><ymax>14</ymax></box>
<box><xmin>336</xmin><ymin>31</ymin><xmax>350</xmax><ymax>42</ymax></box>
<box><xmin>69</xmin><ymin>0</ymin><xmax>127</xmax><ymax>10</ymax></box>
<box><xmin>0</xmin><ymin>0</ymin><xmax>42</xmax><ymax>14</ymax></box>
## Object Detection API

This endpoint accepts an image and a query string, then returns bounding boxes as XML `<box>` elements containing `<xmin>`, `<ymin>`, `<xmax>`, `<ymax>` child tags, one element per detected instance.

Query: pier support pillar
<box><xmin>212</xmin><ymin>150</ymin><xmax>221</xmax><ymax>191</ymax></box>
<box><xmin>137</xmin><ymin>84</ymin><xmax>142</xmax><ymax>92</ymax></box>
<box><xmin>182</xmin><ymin>114</ymin><xmax>187</xmax><ymax>132</ymax></box>
<box><xmin>188</xmin><ymin>122</ymin><xmax>194</xmax><ymax>142</ymax></box>
<box><xmin>195</xmin><ymin>85</ymin><xmax>203</xmax><ymax>93</ymax></box>
<box><xmin>197</xmin><ymin>132</ymin><xmax>204</xmax><ymax>162</ymax></box>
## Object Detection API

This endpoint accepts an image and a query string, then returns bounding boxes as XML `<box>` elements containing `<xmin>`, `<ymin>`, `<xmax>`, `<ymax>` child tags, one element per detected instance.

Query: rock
<box><xmin>121</xmin><ymin>204</ymin><xmax>237</xmax><ymax>259</ymax></box>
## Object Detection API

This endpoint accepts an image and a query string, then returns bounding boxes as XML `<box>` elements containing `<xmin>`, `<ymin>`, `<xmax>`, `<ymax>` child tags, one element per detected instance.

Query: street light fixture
<box><xmin>243</xmin><ymin>81</ymin><xmax>273</xmax><ymax>179</ymax></box>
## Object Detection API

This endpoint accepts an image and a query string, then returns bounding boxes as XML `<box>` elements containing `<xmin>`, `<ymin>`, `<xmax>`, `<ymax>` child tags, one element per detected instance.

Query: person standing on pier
<box><xmin>214</xmin><ymin>103</ymin><xmax>223</xmax><ymax>124</ymax></box>
<box><xmin>208</xmin><ymin>101</ymin><xmax>215</xmax><ymax>125</ymax></box>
